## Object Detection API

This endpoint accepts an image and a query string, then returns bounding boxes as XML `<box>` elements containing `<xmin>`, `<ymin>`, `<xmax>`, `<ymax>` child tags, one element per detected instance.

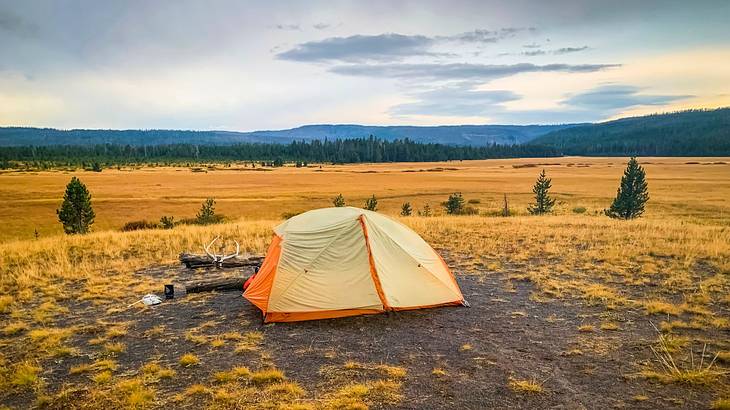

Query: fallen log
<box><xmin>179</xmin><ymin>253</ymin><xmax>264</xmax><ymax>269</ymax></box>
<box><xmin>183</xmin><ymin>276</ymin><xmax>248</xmax><ymax>293</ymax></box>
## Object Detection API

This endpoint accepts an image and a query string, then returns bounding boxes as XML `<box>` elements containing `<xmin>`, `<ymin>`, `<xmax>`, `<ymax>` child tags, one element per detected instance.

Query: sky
<box><xmin>1</xmin><ymin>0</ymin><xmax>729</xmax><ymax>130</ymax></box>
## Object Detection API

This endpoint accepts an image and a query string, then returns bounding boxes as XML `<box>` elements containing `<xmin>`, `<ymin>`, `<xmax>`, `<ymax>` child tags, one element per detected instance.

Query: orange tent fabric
<box><xmin>243</xmin><ymin>207</ymin><xmax>465</xmax><ymax>323</ymax></box>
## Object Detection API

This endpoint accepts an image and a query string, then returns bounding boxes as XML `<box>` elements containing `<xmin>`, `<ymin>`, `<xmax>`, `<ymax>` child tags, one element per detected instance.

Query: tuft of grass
<box><xmin>644</xmin><ymin>300</ymin><xmax>682</xmax><ymax>316</ymax></box>
<box><xmin>711</xmin><ymin>398</ymin><xmax>730</xmax><ymax>410</ymax></box>
<box><xmin>639</xmin><ymin>331</ymin><xmax>726</xmax><ymax>385</ymax></box>
<box><xmin>508</xmin><ymin>377</ymin><xmax>545</xmax><ymax>393</ymax></box>
<box><xmin>185</xmin><ymin>331</ymin><xmax>208</xmax><ymax>345</ymax></box>
<box><xmin>432</xmin><ymin>368</ymin><xmax>447</xmax><ymax>377</ymax></box>
<box><xmin>633</xmin><ymin>394</ymin><xmax>649</xmax><ymax>401</ymax></box>
<box><xmin>0</xmin><ymin>295</ymin><xmax>14</xmax><ymax>313</ymax></box>
<box><xmin>578</xmin><ymin>325</ymin><xmax>595</xmax><ymax>333</ymax></box>
<box><xmin>2</xmin><ymin>321</ymin><xmax>28</xmax><ymax>336</ymax></box>
<box><xmin>212</xmin><ymin>367</ymin><xmax>251</xmax><ymax>384</ymax></box>
<box><xmin>103</xmin><ymin>342</ymin><xmax>126</xmax><ymax>355</ymax></box>
<box><xmin>460</xmin><ymin>343</ymin><xmax>473</xmax><ymax>351</ymax></box>
<box><xmin>251</xmin><ymin>368</ymin><xmax>285</xmax><ymax>385</ymax></box>
<box><xmin>92</xmin><ymin>370</ymin><xmax>113</xmax><ymax>385</ymax></box>
<box><xmin>11</xmin><ymin>361</ymin><xmax>41</xmax><ymax>388</ymax></box>
<box><xmin>184</xmin><ymin>384</ymin><xmax>211</xmax><ymax>397</ymax></box>
<box><xmin>179</xmin><ymin>353</ymin><xmax>200</xmax><ymax>367</ymax></box>
<box><xmin>600</xmin><ymin>322</ymin><xmax>620</xmax><ymax>331</ymax></box>
<box><xmin>116</xmin><ymin>378</ymin><xmax>155</xmax><ymax>408</ymax></box>
<box><xmin>141</xmin><ymin>362</ymin><xmax>176</xmax><ymax>381</ymax></box>
<box><xmin>210</xmin><ymin>338</ymin><xmax>225</xmax><ymax>348</ymax></box>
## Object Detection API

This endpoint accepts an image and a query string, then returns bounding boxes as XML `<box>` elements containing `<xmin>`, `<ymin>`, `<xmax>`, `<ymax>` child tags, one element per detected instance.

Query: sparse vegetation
<box><xmin>364</xmin><ymin>194</ymin><xmax>378</xmax><ymax>211</ymax></box>
<box><xmin>333</xmin><ymin>193</ymin><xmax>346</xmax><ymax>207</ymax></box>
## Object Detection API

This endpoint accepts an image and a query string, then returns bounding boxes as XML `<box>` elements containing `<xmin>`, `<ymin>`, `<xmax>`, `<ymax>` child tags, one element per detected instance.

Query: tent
<box><xmin>243</xmin><ymin>207</ymin><xmax>466</xmax><ymax>322</ymax></box>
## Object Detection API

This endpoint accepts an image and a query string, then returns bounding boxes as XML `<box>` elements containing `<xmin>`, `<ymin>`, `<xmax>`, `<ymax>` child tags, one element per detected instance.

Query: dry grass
<box><xmin>179</xmin><ymin>353</ymin><xmax>200</xmax><ymax>367</ymax></box>
<box><xmin>508</xmin><ymin>377</ymin><xmax>545</xmax><ymax>393</ymax></box>
<box><xmin>1</xmin><ymin>158</ymin><xmax>729</xmax><ymax>408</ymax></box>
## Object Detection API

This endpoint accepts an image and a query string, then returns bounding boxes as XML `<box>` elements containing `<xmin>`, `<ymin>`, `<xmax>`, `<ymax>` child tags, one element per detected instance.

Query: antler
<box><xmin>204</xmin><ymin>236</ymin><xmax>220</xmax><ymax>261</ymax></box>
<box><xmin>203</xmin><ymin>236</ymin><xmax>239</xmax><ymax>267</ymax></box>
<box><xmin>219</xmin><ymin>240</ymin><xmax>240</xmax><ymax>262</ymax></box>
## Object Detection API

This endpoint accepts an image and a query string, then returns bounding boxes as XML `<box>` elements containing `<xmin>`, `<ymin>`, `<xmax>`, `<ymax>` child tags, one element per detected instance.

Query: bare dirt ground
<box><xmin>3</xmin><ymin>251</ymin><xmax>725</xmax><ymax>409</ymax></box>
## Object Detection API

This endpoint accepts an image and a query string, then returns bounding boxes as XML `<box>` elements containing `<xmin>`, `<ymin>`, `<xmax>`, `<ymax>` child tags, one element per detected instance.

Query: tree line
<box><xmin>0</xmin><ymin>137</ymin><xmax>560</xmax><ymax>168</ymax></box>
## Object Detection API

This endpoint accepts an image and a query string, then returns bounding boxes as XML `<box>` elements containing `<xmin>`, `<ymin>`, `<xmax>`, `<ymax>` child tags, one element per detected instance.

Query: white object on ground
<box><xmin>142</xmin><ymin>294</ymin><xmax>163</xmax><ymax>306</ymax></box>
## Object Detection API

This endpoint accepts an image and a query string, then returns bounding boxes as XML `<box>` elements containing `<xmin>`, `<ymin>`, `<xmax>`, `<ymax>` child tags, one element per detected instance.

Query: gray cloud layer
<box><xmin>330</xmin><ymin>63</ymin><xmax>620</xmax><ymax>81</ymax></box>
<box><xmin>277</xmin><ymin>33</ymin><xmax>437</xmax><ymax>62</ymax></box>
<box><xmin>564</xmin><ymin>85</ymin><xmax>692</xmax><ymax>110</ymax></box>
<box><xmin>277</xmin><ymin>27</ymin><xmax>537</xmax><ymax>62</ymax></box>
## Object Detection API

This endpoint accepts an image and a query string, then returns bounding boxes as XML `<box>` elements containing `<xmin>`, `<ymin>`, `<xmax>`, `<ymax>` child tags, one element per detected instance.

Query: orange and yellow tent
<box><xmin>243</xmin><ymin>207</ymin><xmax>466</xmax><ymax>322</ymax></box>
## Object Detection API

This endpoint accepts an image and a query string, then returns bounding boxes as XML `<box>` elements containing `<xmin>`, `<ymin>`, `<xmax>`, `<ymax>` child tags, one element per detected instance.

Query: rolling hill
<box><xmin>532</xmin><ymin>108</ymin><xmax>730</xmax><ymax>156</ymax></box>
<box><xmin>0</xmin><ymin>124</ymin><xmax>575</xmax><ymax>147</ymax></box>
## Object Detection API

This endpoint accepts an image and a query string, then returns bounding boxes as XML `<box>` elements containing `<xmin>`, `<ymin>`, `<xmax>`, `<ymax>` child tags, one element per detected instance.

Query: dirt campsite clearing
<box><xmin>1</xmin><ymin>157</ymin><xmax>729</xmax><ymax>409</ymax></box>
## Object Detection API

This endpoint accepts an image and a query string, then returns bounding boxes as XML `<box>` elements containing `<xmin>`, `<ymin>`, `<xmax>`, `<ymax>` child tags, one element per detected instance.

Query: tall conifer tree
<box><xmin>605</xmin><ymin>157</ymin><xmax>649</xmax><ymax>219</ymax></box>
<box><xmin>528</xmin><ymin>169</ymin><xmax>556</xmax><ymax>215</ymax></box>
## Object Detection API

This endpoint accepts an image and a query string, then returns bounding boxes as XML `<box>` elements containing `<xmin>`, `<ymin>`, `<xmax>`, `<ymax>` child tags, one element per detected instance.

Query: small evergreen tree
<box><xmin>605</xmin><ymin>157</ymin><xmax>649</xmax><ymax>219</ymax></box>
<box><xmin>57</xmin><ymin>176</ymin><xmax>95</xmax><ymax>234</ymax></box>
<box><xmin>364</xmin><ymin>195</ymin><xmax>378</xmax><ymax>211</ymax></box>
<box><xmin>196</xmin><ymin>198</ymin><xmax>217</xmax><ymax>225</ymax></box>
<box><xmin>91</xmin><ymin>162</ymin><xmax>102</xmax><ymax>172</ymax></box>
<box><xmin>502</xmin><ymin>194</ymin><xmax>510</xmax><ymax>217</ymax></box>
<box><xmin>160</xmin><ymin>215</ymin><xmax>175</xmax><ymax>229</ymax></box>
<box><xmin>333</xmin><ymin>194</ymin><xmax>346</xmax><ymax>207</ymax></box>
<box><xmin>400</xmin><ymin>202</ymin><xmax>412</xmax><ymax>216</ymax></box>
<box><xmin>419</xmin><ymin>203</ymin><xmax>432</xmax><ymax>217</ymax></box>
<box><xmin>445</xmin><ymin>193</ymin><xmax>465</xmax><ymax>215</ymax></box>
<box><xmin>527</xmin><ymin>169</ymin><xmax>556</xmax><ymax>215</ymax></box>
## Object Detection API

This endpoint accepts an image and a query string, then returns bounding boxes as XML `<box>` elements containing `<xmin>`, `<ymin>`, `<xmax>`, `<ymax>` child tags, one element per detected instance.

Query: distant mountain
<box><xmin>532</xmin><ymin>108</ymin><xmax>730</xmax><ymax>156</ymax></box>
<box><xmin>0</xmin><ymin>124</ymin><xmax>577</xmax><ymax>147</ymax></box>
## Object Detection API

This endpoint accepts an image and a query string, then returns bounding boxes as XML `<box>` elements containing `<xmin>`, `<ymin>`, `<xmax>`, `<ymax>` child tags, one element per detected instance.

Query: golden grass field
<box><xmin>1</xmin><ymin>157</ymin><xmax>729</xmax><ymax>409</ymax></box>
<box><xmin>1</xmin><ymin>156</ymin><xmax>728</xmax><ymax>243</ymax></box>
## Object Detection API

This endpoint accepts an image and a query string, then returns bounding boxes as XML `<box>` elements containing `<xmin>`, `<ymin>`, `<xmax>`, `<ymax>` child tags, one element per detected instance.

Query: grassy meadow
<box><xmin>1</xmin><ymin>156</ymin><xmax>729</xmax><ymax>408</ymax></box>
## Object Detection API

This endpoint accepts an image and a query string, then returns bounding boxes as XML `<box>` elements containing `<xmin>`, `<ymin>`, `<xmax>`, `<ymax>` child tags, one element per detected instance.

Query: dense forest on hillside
<box><xmin>0</xmin><ymin>137</ymin><xmax>560</xmax><ymax>168</ymax></box>
<box><xmin>532</xmin><ymin>108</ymin><xmax>730</xmax><ymax>156</ymax></box>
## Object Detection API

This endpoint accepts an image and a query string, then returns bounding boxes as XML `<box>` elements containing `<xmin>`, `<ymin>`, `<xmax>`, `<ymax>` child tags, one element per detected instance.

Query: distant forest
<box><xmin>0</xmin><ymin>137</ymin><xmax>561</xmax><ymax>168</ymax></box>
<box><xmin>533</xmin><ymin>108</ymin><xmax>730</xmax><ymax>156</ymax></box>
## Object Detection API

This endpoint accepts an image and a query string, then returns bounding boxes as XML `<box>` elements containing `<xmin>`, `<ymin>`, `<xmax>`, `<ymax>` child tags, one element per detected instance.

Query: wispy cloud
<box><xmin>331</xmin><ymin>63</ymin><xmax>620</xmax><ymax>81</ymax></box>
<box><xmin>554</xmin><ymin>46</ymin><xmax>589</xmax><ymax>54</ymax></box>
<box><xmin>277</xmin><ymin>33</ymin><xmax>437</xmax><ymax>62</ymax></box>
<box><xmin>0</xmin><ymin>10</ymin><xmax>38</xmax><ymax>37</ymax></box>
<box><xmin>390</xmin><ymin>84</ymin><xmax>521</xmax><ymax>117</ymax></box>
<box><xmin>277</xmin><ymin>28</ymin><xmax>537</xmax><ymax>62</ymax></box>
<box><xmin>563</xmin><ymin>84</ymin><xmax>692</xmax><ymax>110</ymax></box>
<box><xmin>312</xmin><ymin>23</ymin><xmax>330</xmax><ymax>30</ymax></box>
<box><xmin>273</xmin><ymin>24</ymin><xmax>301</xmax><ymax>31</ymax></box>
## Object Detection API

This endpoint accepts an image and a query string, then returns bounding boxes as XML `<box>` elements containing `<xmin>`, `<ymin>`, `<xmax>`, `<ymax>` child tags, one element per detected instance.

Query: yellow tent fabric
<box><xmin>244</xmin><ymin>207</ymin><xmax>465</xmax><ymax>322</ymax></box>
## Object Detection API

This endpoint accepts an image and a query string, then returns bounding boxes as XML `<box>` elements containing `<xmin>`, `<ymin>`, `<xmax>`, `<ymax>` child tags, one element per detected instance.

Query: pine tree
<box><xmin>445</xmin><ymin>193</ymin><xmax>465</xmax><ymax>215</ymax></box>
<box><xmin>364</xmin><ymin>195</ymin><xmax>378</xmax><ymax>211</ymax></box>
<box><xmin>333</xmin><ymin>194</ymin><xmax>346</xmax><ymax>207</ymax></box>
<box><xmin>527</xmin><ymin>169</ymin><xmax>556</xmax><ymax>215</ymax></box>
<box><xmin>400</xmin><ymin>202</ymin><xmax>412</xmax><ymax>216</ymax></box>
<box><xmin>419</xmin><ymin>203</ymin><xmax>432</xmax><ymax>217</ymax></box>
<box><xmin>196</xmin><ymin>198</ymin><xmax>217</xmax><ymax>225</ymax></box>
<box><xmin>605</xmin><ymin>157</ymin><xmax>649</xmax><ymax>219</ymax></box>
<box><xmin>57</xmin><ymin>176</ymin><xmax>95</xmax><ymax>234</ymax></box>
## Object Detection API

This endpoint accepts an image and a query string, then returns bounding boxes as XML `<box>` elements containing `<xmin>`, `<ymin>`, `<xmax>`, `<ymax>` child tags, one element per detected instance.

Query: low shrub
<box><xmin>121</xmin><ymin>220</ymin><xmax>159</xmax><ymax>232</ymax></box>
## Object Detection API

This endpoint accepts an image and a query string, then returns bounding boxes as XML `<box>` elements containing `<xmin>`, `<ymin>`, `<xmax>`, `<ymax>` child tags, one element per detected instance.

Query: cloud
<box><xmin>0</xmin><ymin>10</ymin><xmax>38</xmax><ymax>37</ymax></box>
<box><xmin>276</xmin><ymin>33</ymin><xmax>437</xmax><ymax>62</ymax></box>
<box><xmin>330</xmin><ymin>62</ymin><xmax>620</xmax><ymax>81</ymax></box>
<box><xmin>390</xmin><ymin>84</ymin><xmax>521</xmax><ymax>117</ymax></box>
<box><xmin>277</xmin><ymin>27</ymin><xmax>537</xmax><ymax>62</ymax></box>
<box><xmin>554</xmin><ymin>46</ymin><xmax>589</xmax><ymax>54</ymax></box>
<box><xmin>273</xmin><ymin>24</ymin><xmax>301</xmax><ymax>31</ymax></box>
<box><xmin>439</xmin><ymin>27</ymin><xmax>536</xmax><ymax>44</ymax></box>
<box><xmin>522</xmin><ymin>50</ymin><xmax>546</xmax><ymax>56</ymax></box>
<box><xmin>312</xmin><ymin>23</ymin><xmax>330</xmax><ymax>30</ymax></box>
<box><xmin>563</xmin><ymin>84</ymin><xmax>692</xmax><ymax>110</ymax></box>
<box><xmin>523</xmin><ymin>43</ymin><xmax>541</xmax><ymax>49</ymax></box>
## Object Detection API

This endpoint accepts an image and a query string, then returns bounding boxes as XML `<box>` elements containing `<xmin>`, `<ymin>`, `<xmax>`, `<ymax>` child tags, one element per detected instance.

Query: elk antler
<box><xmin>219</xmin><ymin>240</ymin><xmax>240</xmax><ymax>262</ymax></box>
<box><xmin>203</xmin><ymin>236</ymin><xmax>239</xmax><ymax>267</ymax></box>
<box><xmin>204</xmin><ymin>236</ymin><xmax>220</xmax><ymax>261</ymax></box>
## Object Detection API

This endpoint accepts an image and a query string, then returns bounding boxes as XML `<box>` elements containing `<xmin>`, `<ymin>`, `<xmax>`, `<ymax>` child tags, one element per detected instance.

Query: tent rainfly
<box><xmin>243</xmin><ymin>207</ymin><xmax>466</xmax><ymax>322</ymax></box>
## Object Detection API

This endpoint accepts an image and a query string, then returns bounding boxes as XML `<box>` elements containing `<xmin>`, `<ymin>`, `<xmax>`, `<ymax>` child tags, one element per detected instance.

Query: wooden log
<box><xmin>183</xmin><ymin>276</ymin><xmax>248</xmax><ymax>293</ymax></box>
<box><xmin>179</xmin><ymin>253</ymin><xmax>264</xmax><ymax>269</ymax></box>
